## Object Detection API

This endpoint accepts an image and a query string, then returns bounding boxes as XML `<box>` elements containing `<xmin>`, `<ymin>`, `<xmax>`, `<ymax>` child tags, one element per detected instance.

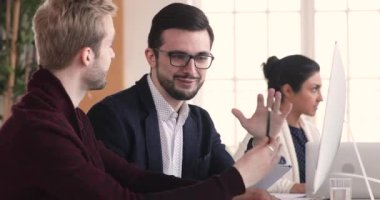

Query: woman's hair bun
<box><xmin>262</xmin><ymin>56</ymin><xmax>279</xmax><ymax>79</ymax></box>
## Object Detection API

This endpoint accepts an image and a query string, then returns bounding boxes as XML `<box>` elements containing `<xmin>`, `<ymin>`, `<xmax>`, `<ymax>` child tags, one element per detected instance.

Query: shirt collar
<box><xmin>147</xmin><ymin>75</ymin><xmax>189</xmax><ymax>123</ymax></box>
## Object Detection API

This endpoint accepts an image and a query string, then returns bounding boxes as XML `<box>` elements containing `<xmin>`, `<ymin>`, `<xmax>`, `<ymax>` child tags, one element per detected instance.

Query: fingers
<box><xmin>272</xmin><ymin>91</ymin><xmax>282</xmax><ymax>113</ymax></box>
<box><xmin>231</xmin><ymin>108</ymin><xmax>247</xmax><ymax>126</ymax></box>
<box><xmin>267</xmin><ymin>137</ymin><xmax>280</xmax><ymax>150</ymax></box>
<box><xmin>256</xmin><ymin>93</ymin><xmax>264</xmax><ymax>109</ymax></box>
<box><xmin>272</xmin><ymin>143</ymin><xmax>282</xmax><ymax>163</ymax></box>
<box><xmin>268</xmin><ymin>138</ymin><xmax>281</xmax><ymax>163</ymax></box>
<box><xmin>266</xmin><ymin>145</ymin><xmax>275</xmax><ymax>153</ymax></box>
<box><xmin>258</xmin><ymin>137</ymin><xmax>280</xmax><ymax>155</ymax></box>
<box><xmin>254</xmin><ymin>137</ymin><xmax>269</xmax><ymax>148</ymax></box>
<box><xmin>266</xmin><ymin>88</ymin><xmax>275</xmax><ymax>110</ymax></box>
<box><xmin>267</xmin><ymin>88</ymin><xmax>282</xmax><ymax>113</ymax></box>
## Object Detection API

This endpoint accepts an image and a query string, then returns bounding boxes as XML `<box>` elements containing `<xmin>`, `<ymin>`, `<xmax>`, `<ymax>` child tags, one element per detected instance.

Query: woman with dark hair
<box><xmin>234</xmin><ymin>55</ymin><xmax>323</xmax><ymax>193</ymax></box>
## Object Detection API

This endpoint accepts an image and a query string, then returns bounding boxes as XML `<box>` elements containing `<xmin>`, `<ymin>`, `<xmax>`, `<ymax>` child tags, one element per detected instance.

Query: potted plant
<box><xmin>0</xmin><ymin>0</ymin><xmax>41</xmax><ymax>123</ymax></box>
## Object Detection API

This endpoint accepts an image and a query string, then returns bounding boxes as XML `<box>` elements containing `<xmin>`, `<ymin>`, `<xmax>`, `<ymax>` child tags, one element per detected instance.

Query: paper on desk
<box><xmin>272</xmin><ymin>193</ymin><xmax>308</xmax><ymax>200</ymax></box>
<box><xmin>254</xmin><ymin>164</ymin><xmax>292</xmax><ymax>189</ymax></box>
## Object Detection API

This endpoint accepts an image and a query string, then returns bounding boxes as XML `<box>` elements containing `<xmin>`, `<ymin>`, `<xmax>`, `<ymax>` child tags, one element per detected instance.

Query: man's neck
<box><xmin>50</xmin><ymin>68</ymin><xmax>86</xmax><ymax>108</ymax></box>
<box><xmin>149</xmin><ymin>75</ymin><xmax>184</xmax><ymax>112</ymax></box>
<box><xmin>162</xmin><ymin>93</ymin><xmax>184</xmax><ymax>112</ymax></box>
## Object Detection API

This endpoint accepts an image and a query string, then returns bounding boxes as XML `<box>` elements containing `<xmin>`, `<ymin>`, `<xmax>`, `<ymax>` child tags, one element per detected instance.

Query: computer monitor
<box><xmin>306</xmin><ymin>43</ymin><xmax>347</xmax><ymax>196</ymax></box>
<box><xmin>306</xmin><ymin>142</ymin><xmax>380</xmax><ymax>199</ymax></box>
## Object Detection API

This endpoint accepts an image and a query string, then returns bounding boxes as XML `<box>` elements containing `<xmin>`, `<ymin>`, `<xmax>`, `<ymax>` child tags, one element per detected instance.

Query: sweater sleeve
<box><xmin>18</xmin><ymin>120</ymin><xmax>245</xmax><ymax>200</ymax></box>
<box><xmin>144</xmin><ymin>167</ymin><xmax>245</xmax><ymax>200</ymax></box>
<box><xmin>98</xmin><ymin>141</ymin><xmax>246</xmax><ymax>199</ymax></box>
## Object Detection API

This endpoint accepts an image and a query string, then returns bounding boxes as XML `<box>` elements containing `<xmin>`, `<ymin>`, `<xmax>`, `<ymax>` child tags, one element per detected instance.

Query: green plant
<box><xmin>0</xmin><ymin>0</ymin><xmax>41</xmax><ymax>121</ymax></box>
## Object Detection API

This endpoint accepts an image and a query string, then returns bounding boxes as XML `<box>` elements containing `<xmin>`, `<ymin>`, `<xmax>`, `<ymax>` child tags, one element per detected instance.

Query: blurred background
<box><xmin>1</xmin><ymin>0</ymin><xmax>380</xmax><ymax>155</ymax></box>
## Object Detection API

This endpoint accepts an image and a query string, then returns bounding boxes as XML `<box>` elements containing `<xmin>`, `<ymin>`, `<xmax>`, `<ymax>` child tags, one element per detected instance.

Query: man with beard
<box><xmin>88</xmin><ymin>2</ymin><xmax>231</xmax><ymax>180</ymax></box>
<box><xmin>87</xmin><ymin>3</ymin><xmax>287</xmax><ymax>191</ymax></box>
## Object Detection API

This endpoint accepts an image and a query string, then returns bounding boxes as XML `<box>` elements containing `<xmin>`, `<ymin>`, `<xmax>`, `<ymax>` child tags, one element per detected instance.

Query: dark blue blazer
<box><xmin>88</xmin><ymin>74</ymin><xmax>234</xmax><ymax>180</ymax></box>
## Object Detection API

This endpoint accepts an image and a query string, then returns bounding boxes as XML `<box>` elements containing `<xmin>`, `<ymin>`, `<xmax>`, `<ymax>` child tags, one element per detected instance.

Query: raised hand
<box><xmin>232</xmin><ymin>88</ymin><xmax>292</xmax><ymax>140</ymax></box>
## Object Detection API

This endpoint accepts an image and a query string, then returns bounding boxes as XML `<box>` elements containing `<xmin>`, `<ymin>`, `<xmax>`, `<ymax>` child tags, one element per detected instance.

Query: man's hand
<box><xmin>232</xmin><ymin>187</ymin><xmax>278</xmax><ymax>200</ymax></box>
<box><xmin>232</xmin><ymin>88</ymin><xmax>292</xmax><ymax>140</ymax></box>
<box><xmin>290</xmin><ymin>183</ymin><xmax>305</xmax><ymax>193</ymax></box>
<box><xmin>234</xmin><ymin>138</ymin><xmax>281</xmax><ymax>188</ymax></box>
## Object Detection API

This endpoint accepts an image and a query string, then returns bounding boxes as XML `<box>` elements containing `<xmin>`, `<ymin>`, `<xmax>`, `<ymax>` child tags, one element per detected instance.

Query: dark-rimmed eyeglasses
<box><xmin>154</xmin><ymin>49</ymin><xmax>214</xmax><ymax>69</ymax></box>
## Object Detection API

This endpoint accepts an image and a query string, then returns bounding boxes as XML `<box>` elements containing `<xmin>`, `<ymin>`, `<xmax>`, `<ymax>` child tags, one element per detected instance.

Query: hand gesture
<box><xmin>232</xmin><ymin>88</ymin><xmax>292</xmax><ymax>140</ymax></box>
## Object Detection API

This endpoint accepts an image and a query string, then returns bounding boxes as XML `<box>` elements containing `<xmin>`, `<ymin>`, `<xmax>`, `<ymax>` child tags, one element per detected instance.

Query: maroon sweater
<box><xmin>0</xmin><ymin>69</ymin><xmax>245</xmax><ymax>200</ymax></box>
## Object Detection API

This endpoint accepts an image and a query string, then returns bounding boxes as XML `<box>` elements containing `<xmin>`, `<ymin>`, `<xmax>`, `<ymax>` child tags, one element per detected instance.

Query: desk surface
<box><xmin>272</xmin><ymin>193</ymin><xmax>378</xmax><ymax>200</ymax></box>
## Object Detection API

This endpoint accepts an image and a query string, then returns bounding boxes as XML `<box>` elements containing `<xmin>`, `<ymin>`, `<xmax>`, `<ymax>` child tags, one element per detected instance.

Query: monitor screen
<box><xmin>312</xmin><ymin>43</ymin><xmax>347</xmax><ymax>193</ymax></box>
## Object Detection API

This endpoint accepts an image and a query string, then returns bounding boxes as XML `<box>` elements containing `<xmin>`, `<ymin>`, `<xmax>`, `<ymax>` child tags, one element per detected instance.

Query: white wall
<box><xmin>123</xmin><ymin>0</ymin><xmax>197</xmax><ymax>87</ymax></box>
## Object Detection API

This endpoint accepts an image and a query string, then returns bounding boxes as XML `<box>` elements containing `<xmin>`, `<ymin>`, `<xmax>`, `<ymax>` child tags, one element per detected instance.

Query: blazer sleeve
<box><xmin>209</xmin><ymin>127</ymin><xmax>235</xmax><ymax>174</ymax></box>
<box><xmin>88</xmin><ymin>101</ymin><xmax>130</xmax><ymax>159</ymax></box>
<box><xmin>203</xmin><ymin>111</ymin><xmax>235</xmax><ymax>175</ymax></box>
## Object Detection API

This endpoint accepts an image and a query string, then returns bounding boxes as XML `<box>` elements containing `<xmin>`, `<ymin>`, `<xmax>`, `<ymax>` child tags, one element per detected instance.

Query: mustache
<box><xmin>173</xmin><ymin>74</ymin><xmax>200</xmax><ymax>80</ymax></box>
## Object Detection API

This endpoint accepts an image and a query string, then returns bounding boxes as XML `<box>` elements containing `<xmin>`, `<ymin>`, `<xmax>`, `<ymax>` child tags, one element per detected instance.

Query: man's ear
<box><xmin>145</xmin><ymin>48</ymin><xmax>157</xmax><ymax>68</ymax></box>
<box><xmin>80</xmin><ymin>47</ymin><xmax>93</xmax><ymax>66</ymax></box>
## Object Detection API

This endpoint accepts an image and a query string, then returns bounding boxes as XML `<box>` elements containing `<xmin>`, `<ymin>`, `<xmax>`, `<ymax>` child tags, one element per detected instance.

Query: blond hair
<box><xmin>33</xmin><ymin>0</ymin><xmax>117</xmax><ymax>70</ymax></box>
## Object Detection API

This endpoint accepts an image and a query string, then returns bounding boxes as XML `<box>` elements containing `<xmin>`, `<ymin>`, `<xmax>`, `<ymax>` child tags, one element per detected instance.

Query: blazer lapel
<box><xmin>145</xmin><ymin>113</ymin><xmax>163</xmax><ymax>173</ymax></box>
<box><xmin>182</xmin><ymin>116</ymin><xmax>200</xmax><ymax>178</ymax></box>
<box><xmin>136</xmin><ymin>75</ymin><xmax>163</xmax><ymax>173</ymax></box>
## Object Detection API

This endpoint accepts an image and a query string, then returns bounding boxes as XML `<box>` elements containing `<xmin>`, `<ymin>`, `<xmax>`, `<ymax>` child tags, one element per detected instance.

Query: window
<box><xmin>193</xmin><ymin>0</ymin><xmax>380</xmax><ymax>154</ymax></box>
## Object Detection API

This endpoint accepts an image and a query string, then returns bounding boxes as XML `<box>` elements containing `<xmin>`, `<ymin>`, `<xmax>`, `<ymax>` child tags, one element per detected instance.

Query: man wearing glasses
<box><xmin>88</xmin><ymin>3</ymin><xmax>229</xmax><ymax>180</ymax></box>
<box><xmin>87</xmin><ymin>4</ymin><xmax>277</xmax><ymax>194</ymax></box>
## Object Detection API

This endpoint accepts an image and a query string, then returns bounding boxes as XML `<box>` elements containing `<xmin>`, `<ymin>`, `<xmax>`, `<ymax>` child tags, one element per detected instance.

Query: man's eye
<box><xmin>171</xmin><ymin>54</ymin><xmax>188</xmax><ymax>60</ymax></box>
<box><xmin>196</xmin><ymin>55</ymin><xmax>209</xmax><ymax>61</ymax></box>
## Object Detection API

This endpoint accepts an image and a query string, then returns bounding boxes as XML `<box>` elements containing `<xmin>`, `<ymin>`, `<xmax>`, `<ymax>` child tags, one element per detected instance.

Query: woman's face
<box><xmin>286</xmin><ymin>72</ymin><xmax>323</xmax><ymax>116</ymax></box>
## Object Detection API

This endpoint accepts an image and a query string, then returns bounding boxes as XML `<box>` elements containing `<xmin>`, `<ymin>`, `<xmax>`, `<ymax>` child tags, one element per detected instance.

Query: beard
<box><xmin>84</xmin><ymin>61</ymin><xmax>107</xmax><ymax>90</ymax></box>
<box><xmin>156</xmin><ymin>63</ymin><xmax>204</xmax><ymax>100</ymax></box>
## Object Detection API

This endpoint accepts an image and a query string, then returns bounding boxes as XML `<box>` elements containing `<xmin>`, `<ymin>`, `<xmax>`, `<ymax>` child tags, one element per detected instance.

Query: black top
<box><xmin>289</xmin><ymin>125</ymin><xmax>308</xmax><ymax>183</ymax></box>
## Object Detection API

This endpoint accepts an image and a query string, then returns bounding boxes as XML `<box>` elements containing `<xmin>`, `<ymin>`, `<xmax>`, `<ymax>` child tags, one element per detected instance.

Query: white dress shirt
<box><xmin>147</xmin><ymin>75</ymin><xmax>189</xmax><ymax>177</ymax></box>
